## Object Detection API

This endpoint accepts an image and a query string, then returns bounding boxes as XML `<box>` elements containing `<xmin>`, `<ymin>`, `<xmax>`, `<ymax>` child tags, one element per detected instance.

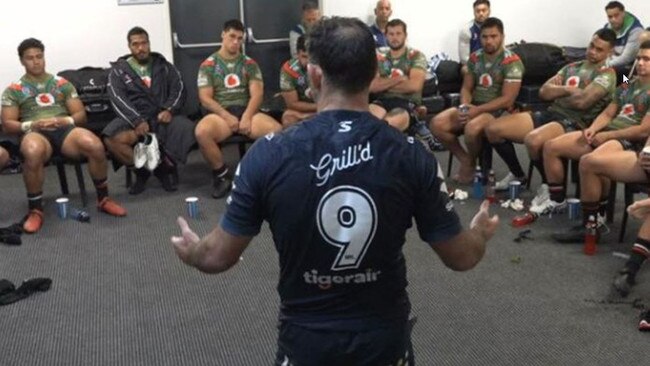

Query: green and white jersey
<box><xmin>376</xmin><ymin>47</ymin><xmax>428</xmax><ymax>103</ymax></box>
<box><xmin>279</xmin><ymin>57</ymin><xmax>312</xmax><ymax>102</ymax></box>
<box><xmin>468</xmin><ymin>48</ymin><xmax>524</xmax><ymax>105</ymax></box>
<box><xmin>548</xmin><ymin>61</ymin><xmax>616</xmax><ymax>127</ymax></box>
<box><xmin>197</xmin><ymin>52</ymin><xmax>263</xmax><ymax>107</ymax></box>
<box><xmin>1</xmin><ymin>73</ymin><xmax>78</xmax><ymax>122</ymax></box>
<box><xmin>127</xmin><ymin>56</ymin><xmax>153</xmax><ymax>88</ymax></box>
<box><xmin>608</xmin><ymin>79</ymin><xmax>650</xmax><ymax>131</ymax></box>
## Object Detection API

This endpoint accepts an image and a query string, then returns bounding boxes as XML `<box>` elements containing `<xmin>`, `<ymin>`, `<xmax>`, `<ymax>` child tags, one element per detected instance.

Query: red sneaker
<box><xmin>511</xmin><ymin>212</ymin><xmax>538</xmax><ymax>227</ymax></box>
<box><xmin>97</xmin><ymin>197</ymin><xmax>127</xmax><ymax>217</ymax></box>
<box><xmin>23</xmin><ymin>209</ymin><xmax>44</xmax><ymax>234</ymax></box>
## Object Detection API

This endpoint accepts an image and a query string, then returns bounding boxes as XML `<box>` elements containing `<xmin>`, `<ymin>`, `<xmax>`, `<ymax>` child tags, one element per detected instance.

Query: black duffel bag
<box><xmin>435</xmin><ymin>60</ymin><xmax>462</xmax><ymax>93</ymax></box>
<box><xmin>508</xmin><ymin>42</ymin><xmax>567</xmax><ymax>85</ymax></box>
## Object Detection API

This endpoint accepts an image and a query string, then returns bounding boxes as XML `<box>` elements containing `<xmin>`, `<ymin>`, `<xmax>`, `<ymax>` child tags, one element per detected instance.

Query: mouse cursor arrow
<box><xmin>623</xmin><ymin>75</ymin><xmax>630</xmax><ymax>84</ymax></box>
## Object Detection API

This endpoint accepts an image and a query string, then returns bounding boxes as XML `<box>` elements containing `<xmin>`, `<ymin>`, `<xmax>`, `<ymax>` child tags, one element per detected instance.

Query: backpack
<box><xmin>57</xmin><ymin>67</ymin><xmax>115</xmax><ymax>134</ymax></box>
<box><xmin>507</xmin><ymin>42</ymin><xmax>567</xmax><ymax>85</ymax></box>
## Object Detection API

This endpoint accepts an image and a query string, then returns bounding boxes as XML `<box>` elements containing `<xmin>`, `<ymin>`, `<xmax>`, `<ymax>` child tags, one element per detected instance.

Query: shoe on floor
<box><xmin>639</xmin><ymin>310</ymin><xmax>650</xmax><ymax>331</ymax></box>
<box><xmin>98</xmin><ymin>197</ymin><xmax>127</xmax><ymax>217</ymax></box>
<box><xmin>128</xmin><ymin>169</ymin><xmax>150</xmax><ymax>195</ymax></box>
<box><xmin>133</xmin><ymin>142</ymin><xmax>147</xmax><ymax>169</ymax></box>
<box><xmin>530</xmin><ymin>184</ymin><xmax>549</xmax><ymax>207</ymax></box>
<box><xmin>145</xmin><ymin>133</ymin><xmax>160</xmax><ymax>171</ymax></box>
<box><xmin>495</xmin><ymin>172</ymin><xmax>516</xmax><ymax>191</ymax></box>
<box><xmin>154</xmin><ymin>166</ymin><xmax>178</xmax><ymax>192</ymax></box>
<box><xmin>612</xmin><ymin>270</ymin><xmax>635</xmax><ymax>298</ymax></box>
<box><xmin>22</xmin><ymin>209</ymin><xmax>43</xmax><ymax>234</ymax></box>
<box><xmin>212</xmin><ymin>176</ymin><xmax>232</xmax><ymax>199</ymax></box>
<box><xmin>530</xmin><ymin>196</ymin><xmax>566</xmax><ymax>215</ymax></box>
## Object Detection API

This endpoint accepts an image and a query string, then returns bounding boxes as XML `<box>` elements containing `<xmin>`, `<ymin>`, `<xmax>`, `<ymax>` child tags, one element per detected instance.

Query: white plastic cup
<box><xmin>509</xmin><ymin>180</ymin><xmax>522</xmax><ymax>201</ymax></box>
<box><xmin>185</xmin><ymin>197</ymin><xmax>199</xmax><ymax>219</ymax></box>
<box><xmin>567</xmin><ymin>198</ymin><xmax>581</xmax><ymax>220</ymax></box>
<box><xmin>56</xmin><ymin>197</ymin><xmax>69</xmax><ymax>219</ymax></box>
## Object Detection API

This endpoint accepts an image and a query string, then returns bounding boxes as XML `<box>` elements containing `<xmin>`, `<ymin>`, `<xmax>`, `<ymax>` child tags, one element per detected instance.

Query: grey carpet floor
<box><xmin>1</xmin><ymin>144</ymin><xmax>649</xmax><ymax>366</ymax></box>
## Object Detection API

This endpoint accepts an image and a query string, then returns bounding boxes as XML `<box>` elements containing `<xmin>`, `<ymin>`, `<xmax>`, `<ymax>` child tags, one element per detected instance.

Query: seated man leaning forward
<box><xmin>279</xmin><ymin>35</ymin><xmax>316</xmax><ymax>128</ymax></box>
<box><xmin>485</xmin><ymin>28</ymin><xmax>617</xmax><ymax>193</ymax></box>
<box><xmin>0</xmin><ymin>38</ymin><xmax>126</xmax><ymax>234</ymax></box>
<box><xmin>104</xmin><ymin>26</ymin><xmax>196</xmax><ymax>195</ymax></box>
<box><xmin>550</xmin><ymin>41</ymin><xmax>650</xmax><ymax>243</ymax></box>
<box><xmin>431</xmin><ymin>17</ymin><xmax>523</xmax><ymax>184</ymax></box>
<box><xmin>369</xmin><ymin>19</ymin><xmax>427</xmax><ymax>132</ymax></box>
<box><xmin>195</xmin><ymin>19</ymin><xmax>282</xmax><ymax>199</ymax></box>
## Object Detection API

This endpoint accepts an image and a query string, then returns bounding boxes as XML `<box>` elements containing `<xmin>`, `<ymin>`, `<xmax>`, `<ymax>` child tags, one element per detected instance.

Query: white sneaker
<box><xmin>530</xmin><ymin>196</ymin><xmax>567</xmax><ymax>215</ymax></box>
<box><xmin>145</xmin><ymin>133</ymin><xmax>160</xmax><ymax>171</ymax></box>
<box><xmin>530</xmin><ymin>184</ymin><xmax>549</xmax><ymax>207</ymax></box>
<box><xmin>133</xmin><ymin>142</ymin><xmax>147</xmax><ymax>169</ymax></box>
<box><xmin>495</xmin><ymin>172</ymin><xmax>516</xmax><ymax>191</ymax></box>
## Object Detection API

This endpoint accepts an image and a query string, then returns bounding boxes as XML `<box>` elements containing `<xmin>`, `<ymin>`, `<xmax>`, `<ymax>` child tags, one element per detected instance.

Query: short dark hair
<box><xmin>640</xmin><ymin>40</ymin><xmax>650</xmax><ymax>50</ymax></box>
<box><xmin>297</xmin><ymin>35</ymin><xmax>307</xmax><ymax>53</ymax></box>
<box><xmin>605</xmin><ymin>1</ymin><xmax>624</xmax><ymax>11</ymax></box>
<box><xmin>127</xmin><ymin>26</ymin><xmax>149</xmax><ymax>43</ymax></box>
<box><xmin>308</xmin><ymin>17</ymin><xmax>376</xmax><ymax>94</ymax></box>
<box><xmin>18</xmin><ymin>38</ymin><xmax>44</xmax><ymax>58</ymax></box>
<box><xmin>302</xmin><ymin>1</ymin><xmax>318</xmax><ymax>11</ymax></box>
<box><xmin>386</xmin><ymin>19</ymin><xmax>407</xmax><ymax>34</ymax></box>
<box><xmin>481</xmin><ymin>17</ymin><xmax>504</xmax><ymax>34</ymax></box>
<box><xmin>473</xmin><ymin>0</ymin><xmax>490</xmax><ymax>8</ymax></box>
<box><xmin>223</xmin><ymin>19</ymin><xmax>245</xmax><ymax>33</ymax></box>
<box><xmin>593</xmin><ymin>28</ymin><xmax>617</xmax><ymax>48</ymax></box>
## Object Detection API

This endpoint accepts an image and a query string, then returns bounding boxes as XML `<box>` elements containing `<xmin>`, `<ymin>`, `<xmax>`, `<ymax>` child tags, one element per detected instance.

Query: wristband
<box><xmin>21</xmin><ymin>121</ymin><xmax>33</xmax><ymax>133</ymax></box>
<box><xmin>64</xmin><ymin>116</ymin><xmax>75</xmax><ymax>125</ymax></box>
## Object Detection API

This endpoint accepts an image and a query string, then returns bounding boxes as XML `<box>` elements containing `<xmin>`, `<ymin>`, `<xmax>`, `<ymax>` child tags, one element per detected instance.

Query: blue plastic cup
<box><xmin>56</xmin><ymin>197</ymin><xmax>69</xmax><ymax>219</ymax></box>
<box><xmin>509</xmin><ymin>181</ymin><xmax>521</xmax><ymax>201</ymax></box>
<box><xmin>185</xmin><ymin>197</ymin><xmax>199</xmax><ymax>219</ymax></box>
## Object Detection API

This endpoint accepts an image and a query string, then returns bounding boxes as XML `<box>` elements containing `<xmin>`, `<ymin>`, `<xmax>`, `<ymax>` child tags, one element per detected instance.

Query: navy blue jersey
<box><xmin>221</xmin><ymin>110</ymin><xmax>462</xmax><ymax>330</ymax></box>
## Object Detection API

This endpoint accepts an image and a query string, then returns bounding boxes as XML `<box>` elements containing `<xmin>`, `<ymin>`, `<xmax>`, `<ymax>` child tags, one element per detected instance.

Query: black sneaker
<box><xmin>128</xmin><ymin>169</ymin><xmax>150</xmax><ymax>195</ymax></box>
<box><xmin>551</xmin><ymin>224</ymin><xmax>586</xmax><ymax>244</ymax></box>
<box><xmin>212</xmin><ymin>176</ymin><xmax>232</xmax><ymax>199</ymax></box>
<box><xmin>612</xmin><ymin>270</ymin><xmax>635</xmax><ymax>298</ymax></box>
<box><xmin>154</xmin><ymin>166</ymin><xmax>178</xmax><ymax>192</ymax></box>
<box><xmin>639</xmin><ymin>310</ymin><xmax>650</xmax><ymax>331</ymax></box>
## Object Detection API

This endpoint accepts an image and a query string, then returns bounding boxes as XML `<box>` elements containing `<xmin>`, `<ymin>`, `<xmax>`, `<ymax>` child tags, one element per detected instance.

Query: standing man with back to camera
<box><xmin>172</xmin><ymin>16</ymin><xmax>499</xmax><ymax>365</ymax></box>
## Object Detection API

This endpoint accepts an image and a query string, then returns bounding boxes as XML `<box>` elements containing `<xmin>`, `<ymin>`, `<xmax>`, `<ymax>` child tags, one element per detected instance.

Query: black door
<box><xmin>169</xmin><ymin>0</ymin><xmax>311</xmax><ymax>117</ymax></box>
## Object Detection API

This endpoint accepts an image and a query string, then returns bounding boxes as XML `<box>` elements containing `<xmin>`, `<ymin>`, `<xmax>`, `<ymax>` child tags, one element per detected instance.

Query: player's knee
<box><xmin>579</xmin><ymin>152</ymin><xmax>599</xmax><ymax>173</ymax></box>
<box><xmin>484</xmin><ymin>122</ymin><xmax>501</xmax><ymax>143</ymax></box>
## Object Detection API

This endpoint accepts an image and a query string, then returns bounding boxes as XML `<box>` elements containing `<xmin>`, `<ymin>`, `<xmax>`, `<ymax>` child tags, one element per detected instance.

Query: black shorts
<box><xmin>371</xmin><ymin>97</ymin><xmax>415</xmax><ymax>114</ymax></box>
<box><xmin>226</xmin><ymin>105</ymin><xmax>247</xmax><ymax>120</ymax></box>
<box><xmin>617</xmin><ymin>139</ymin><xmax>643</xmax><ymax>152</ymax></box>
<box><xmin>33</xmin><ymin>125</ymin><xmax>75</xmax><ymax>156</ymax></box>
<box><xmin>531</xmin><ymin>109</ymin><xmax>579</xmax><ymax>131</ymax></box>
<box><xmin>274</xmin><ymin>320</ymin><xmax>414</xmax><ymax>366</ymax></box>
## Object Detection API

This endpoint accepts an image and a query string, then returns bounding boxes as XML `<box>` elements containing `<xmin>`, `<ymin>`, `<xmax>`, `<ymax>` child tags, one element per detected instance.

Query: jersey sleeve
<box><xmin>467</xmin><ymin>52</ymin><xmax>478</xmax><ymax>76</ymax></box>
<box><xmin>592</xmin><ymin>68</ymin><xmax>617</xmax><ymax>95</ymax></box>
<box><xmin>503</xmin><ymin>56</ymin><xmax>524</xmax><ymax>82</ymax></box>
<box><xmin>411</xmin><ymin>145</ymin><xmax>462</xmax><ymax>244</ymax></box>
<box><xmin>613</xmin><ymin>84</ymin><xmax>625</xmax><ymax>107</ymax></box>
<box><xmin>410</xmin><ymin>50</ymin><xmax>428</xmax><ymax>71</ymax></box>
<box><xmin>220</xmin><ymin>137</ymin><xmax>274</xmax><ymax>237</ymax></box>
<box><xmin>1</xmin><ymin>85</ymin><xmax>20</xmax><ymax>107</ymax></box>
<box><xmin>197</xmin><ymin>57</ymin><xmax>215</xmax><ymax>88</ymax></box>
<box><xmin>56</xmin><ymin>78</ymin><xmax>79</xmax><ymax>100</ymax></box>
<box><xmin>245</xmin><ymin>58</ymin><xmax>263</xmax><ymax>83</ymax></box>
<box><xmin>279</xmin><ymin>61</ymin><xmax>297</xmax><ymax>92</ymax></box>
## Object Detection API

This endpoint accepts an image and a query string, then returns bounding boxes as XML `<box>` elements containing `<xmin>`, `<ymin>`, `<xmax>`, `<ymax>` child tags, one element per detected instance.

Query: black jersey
<box><xmin>221</xmin><ymin>110</ymin><xmax>462</xmax><ymax>330</ymax></box>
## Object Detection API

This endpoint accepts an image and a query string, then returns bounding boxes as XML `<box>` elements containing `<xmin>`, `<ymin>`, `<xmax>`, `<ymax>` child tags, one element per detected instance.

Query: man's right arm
<box><xmin>460</xmin><ymin>71</ymin><xmax>474</xmax><ymax>105</ymax></box>
<box><xmin>198</xmin><ymin>86</ymin><xmax>228</xmax><ymax>116</ymax></box>
<box><xmin>1</xmin><ymin>105</ymin><xmax>23</xmax><ymax>135</ymax></box>
<box><xmin>108</xmin><ymin>68</ymin><xmax>145</xmax><ymax>128</ymax></box>
<box><xmin>539</xmin><ymin>73</ymin><xmax>570</xmax><ymax>101</ymax></box>
<box><xmin>369</xmin><ymin>73</ymin><xmax>402</xmax><ymax>94</ymax></box>
<box><xmin>281</xmin><ymin>90</ymin><xmax>316</xmax><ymax>113</ymax></box>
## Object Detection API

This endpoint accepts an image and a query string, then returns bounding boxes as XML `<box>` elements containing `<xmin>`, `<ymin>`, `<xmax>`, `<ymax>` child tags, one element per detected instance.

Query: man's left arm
<box><xmin>474</xmin><ymin>58</ymin><xmax>524</xmax><ymax>115</ymax></box>
<box><xmin>608</xmin><ymin>27</ymin><xmax>643</xmax><ymax>67</ymax></box>
<box><xmin>388</xmin><ymin>68</ymin><xmax>426</xmax><ymax>94</ymax></box>
<box><xmin>597</xmin><ymin>113</ymin><xmax>650</xmax><ymax>143</ymax></box>
<box><xmin>64</xmin><ymin>97</ymin><xmax>88</xmax><ymax>127</ymax></box>
<box><xmin>555</xmin><ymin>70</ymin><xmax>615</xmax><ymax>110</ymax></box>
<box><xmin>162</xmin><ymin>64</ymin><xmax>187</xmax><ymax>115</ymax></box>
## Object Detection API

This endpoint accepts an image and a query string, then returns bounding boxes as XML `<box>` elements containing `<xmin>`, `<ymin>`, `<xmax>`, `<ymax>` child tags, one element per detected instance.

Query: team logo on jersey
<box><xmin>305</xmin><ymin>87</ymin><xmax>313</xmax><ymax>99</ymax></box>
<box><xmin>479</xmin><ymin>73</ymin><xmax>493</xmax><ymax>88</ymax></box>
<box><xmin>21</xmin><ymin>86</ymin><xmax>33</xmax><ymax>97</ymax></box>
<box><xmin>297</xmin><ymin>75</ymin><xmax>306</xmax><ymax>86</ymax></box>
<box><xmin>566</xmin><ymin>76</ymin><xmax>580</xmax><ymax>88</ymax></box>
<box><xmin>390</xmin><ymin>68</ymin><xmax>404</xmax><ymax>79</ymax></box>
<box><xmin>621</xmin><ymin>103</ymin><xmax>635</xmax><ymax>116</ymax></box>
<box><xmin>224</xmin><ymin>73</ymin><xmax>241</xmax><ymax>88</ymax></box>
<box><xmin>141</xmin><ymin>76</ymin><xmax>152</xmax><ymax>88</ymax></box>
<box><xmin>35</xmin><ymin>93</ymin><xmax>55</xmax><ymax>107</ymax></box>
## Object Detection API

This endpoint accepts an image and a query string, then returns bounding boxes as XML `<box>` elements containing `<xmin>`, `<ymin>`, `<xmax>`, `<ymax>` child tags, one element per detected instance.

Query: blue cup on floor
<box><xmin>186</xmin><ymin>197</ymin><xmax>199</xmax><ymax>219</ymax></box>
<box><xmin>509</xmin><ymin>180</ymin><xmax>521</xmax><ymax>201</ymax></box>
<box><xmin>56</xmin><ymin>197</ymin><xmax>69</xmax><ymax>219</ymax></box>
<box><xmin>568</xmin><ymin>198</ymin><xmax>581</xmax><ymax>220</ymax></box>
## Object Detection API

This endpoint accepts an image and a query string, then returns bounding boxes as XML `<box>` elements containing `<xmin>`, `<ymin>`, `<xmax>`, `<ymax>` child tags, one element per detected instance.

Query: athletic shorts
<box><xmin>274</xmin><ymin>320</ymin><xmax>414</xmax><ymax>366</ymax></box>
<box><xmin>33</xmin><ymin>125</ymin><xmax>75</xmax><ymax>156</ymax></box>
<box><xmin>531</xmin><ymin>109</ymin><xmax>580</xmax><ymax>131</ymax></box>
<box><xmin>371</xmin><ymin>97</ymin><xmax>415</xmax><ymax>114</ymax></box>
<box><xmin>616</xmin><ymin>139</ymin><xmax>643</xmax><ymax>152</ymax></box>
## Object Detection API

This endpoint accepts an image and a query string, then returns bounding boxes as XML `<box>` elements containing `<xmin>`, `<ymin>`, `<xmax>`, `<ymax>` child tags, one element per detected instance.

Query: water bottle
<box><xmin>69</xmin><ymin>207</ymin><xmax>91</xmax><ymax>223</ymax></box>
<box><xmin>583</xmin><ymin>215</ymin><xmax>597</xmax><ymax>255</ymax></box>
<box><xmin>472</xmin><ymin>165</ymin><xmax>484</xmax><ymax>199</ymax></box>
<box><xmin>486</xmin><ymin>169</ymin><xmax>496</xmax><ymax>203</ymax></box>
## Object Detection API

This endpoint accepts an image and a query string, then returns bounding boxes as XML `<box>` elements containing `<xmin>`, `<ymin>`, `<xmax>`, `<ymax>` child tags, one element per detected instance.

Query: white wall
<box><xmin>0</xmin><ymin>0</ymin><xmax>172</xmax><ymax>88</ymax></box>
<box><xmin>322</xmin><ymin>0</ymin><xmax>650</xmax><ymax>60</ymax></box>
